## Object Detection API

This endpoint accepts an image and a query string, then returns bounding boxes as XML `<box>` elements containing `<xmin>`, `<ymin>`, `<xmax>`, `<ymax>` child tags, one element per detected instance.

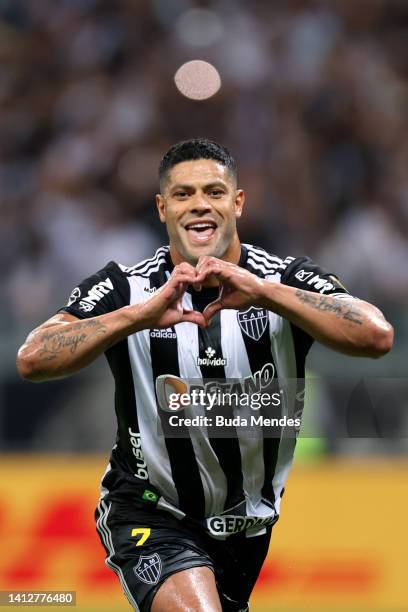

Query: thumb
<box><xmin>203</xmin><ymin>299</ymin><xmax>223</xmax><ymax>323</ymax></box>
<box><xmin>181</xmin><ymin>309</ymin><xmax>207</xmax><ymax>327</ymax></box>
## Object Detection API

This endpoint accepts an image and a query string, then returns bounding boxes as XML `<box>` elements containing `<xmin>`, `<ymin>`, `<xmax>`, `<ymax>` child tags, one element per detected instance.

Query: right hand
<box><xmin>138</xmin><ymin>262</ymin><xmax>207</xmax><ymax>329</ymax></box>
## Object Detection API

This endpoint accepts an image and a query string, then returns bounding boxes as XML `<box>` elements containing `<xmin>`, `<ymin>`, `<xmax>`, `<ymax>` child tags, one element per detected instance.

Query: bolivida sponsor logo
<box><xmin>197</xmin><ymin>346</ymin><xmax>227</xmax><ymax>367</ymax></box>
<box><xmin>78</xmin><ymin>277</ymin><xmax>113</xmax><ymax>312</ymax></box>
<box><xmin>150</xmin><ymin>328</ymin><xmax>176</xmax><ymax>339</ymax></box>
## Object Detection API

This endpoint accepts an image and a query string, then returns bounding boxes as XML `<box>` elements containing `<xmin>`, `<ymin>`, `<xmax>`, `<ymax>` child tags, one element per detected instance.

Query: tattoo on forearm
<box><xmin>295</xmin><ymin>290</ymin><xmax>363</xmax><ymax>325</ymax></box>
<box><xmin>37</xmin><ymin>319</ymin><xmax>108</xmax><ymax>361</ymax></box>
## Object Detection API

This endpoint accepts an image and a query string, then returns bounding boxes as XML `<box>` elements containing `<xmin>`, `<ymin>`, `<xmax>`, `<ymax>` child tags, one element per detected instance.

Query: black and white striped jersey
<box><xmin>60</xmin><ymin>244</ymin><xmax>350</xmax><ymax>538</ymax></box>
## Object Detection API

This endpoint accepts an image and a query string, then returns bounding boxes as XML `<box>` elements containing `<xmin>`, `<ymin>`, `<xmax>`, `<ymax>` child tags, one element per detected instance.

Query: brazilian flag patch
<box><xmin>142</xmin><ymin>489</ymin><xmax>158</xmax><ymax>503</ymax></box>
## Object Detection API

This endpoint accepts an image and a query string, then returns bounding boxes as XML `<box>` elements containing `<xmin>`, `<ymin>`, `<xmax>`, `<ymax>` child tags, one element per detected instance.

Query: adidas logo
<box><xmin>150</xmin><ymin>329</ymin><xmax>177</xmax><ymax>339</ymax></box>
<box><xmin>197</xmin><ymin>346</ymin><xmax>227</xmax><ymax>367</ymax></box>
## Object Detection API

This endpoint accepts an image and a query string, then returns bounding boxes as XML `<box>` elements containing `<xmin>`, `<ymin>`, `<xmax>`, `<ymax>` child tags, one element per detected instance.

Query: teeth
<box><xmin>187</xmin><ymin>223</ymin><xmax>214</xmax><ymax>230</ymax></box>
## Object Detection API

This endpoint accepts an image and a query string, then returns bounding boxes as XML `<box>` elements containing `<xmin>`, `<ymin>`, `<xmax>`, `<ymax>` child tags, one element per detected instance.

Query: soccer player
<box><xmin>17</xmin><ymin>139</ymin><xmax>393</xmax><ymax>612</ymax></box>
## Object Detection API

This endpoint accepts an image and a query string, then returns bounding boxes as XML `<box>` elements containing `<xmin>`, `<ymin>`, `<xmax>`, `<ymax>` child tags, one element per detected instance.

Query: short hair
<box><xmin>159</xmin><ymin>138</ymin><xmax>237</xmax><ymax>188</ymax></box>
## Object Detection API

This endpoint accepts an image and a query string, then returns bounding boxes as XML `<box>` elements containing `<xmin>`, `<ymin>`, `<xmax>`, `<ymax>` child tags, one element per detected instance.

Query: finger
<box><xmin>203</xmin><ymin>300</ymin><xmax>223</xmax><ymax>321</ymax></box>
<box><xmin>194</xmin><ymin>269</ymin><xmax>208</xmax><ymax>284</ymax></box>
<box><xmin>196</xmin><ymin>255</ymin><xmax>213</xmax><ymax>269</ymax></box>
<box><xmin>165</xmin><ymin>281</ymin><xmax>191</xmax><ymax>306</ymax></box>
<box><xmin>196</xmin><ymin>263</ymin><xmax>229</xmax><ymax>284</ymax></box>
<box><xmin>181</xmin><ymin>309</ymin><xmax>207</xmax><ymax>327</ymax></box>
<box><xmin>174</xmin><ymin>261</ymin><xmax>197</xmax><ymax>275</ymax></box>
<box><xmin>172</xmin><ymin>270</ymin><xmax>197</xmax><ymax>282</ymax></box>
<box><xmin>194</xmin><ymin>265</ymin><xmax>222</xmax><ymax>286</ymax></box>
<box><xmin>169</xmin><ymin>273</ymin><xmax>197</xmax><ymax>289</ymax></box>
<box><xmin>195</xmin><ymin>256</ymin><xmax>220</xmax><ymax>277</ymax></box>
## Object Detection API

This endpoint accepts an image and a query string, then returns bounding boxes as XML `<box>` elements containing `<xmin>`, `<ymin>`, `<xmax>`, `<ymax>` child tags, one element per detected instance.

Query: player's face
<box><xmin>156</xmin><ymin>159</ymin><xmax>245</xmax><ymax>265</ymax></box>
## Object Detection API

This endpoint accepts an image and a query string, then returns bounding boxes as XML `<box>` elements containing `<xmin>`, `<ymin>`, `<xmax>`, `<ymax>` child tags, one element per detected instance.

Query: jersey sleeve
<box><xmin>280</xmin><ymin>255</ymin><xmax>354</xmax><ymax>359</ymax></box>
<box><xmin>57</xmin><ymin>261</ymin><xmax>129</xmax><ymax>319</ymax></box>
<box><xmin>281</xmin><ymin>255</ymin><xmax>353</xmax><ymax>299</ymax></box>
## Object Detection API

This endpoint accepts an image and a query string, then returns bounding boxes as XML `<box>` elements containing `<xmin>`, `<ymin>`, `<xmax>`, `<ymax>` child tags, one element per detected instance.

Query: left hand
<box><xmin>195</xmin><ymin>256</ymin><xmax>268</xmax><ymax>322</ymax></box>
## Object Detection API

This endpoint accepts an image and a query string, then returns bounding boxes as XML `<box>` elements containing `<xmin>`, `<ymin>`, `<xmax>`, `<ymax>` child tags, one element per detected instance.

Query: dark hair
<box><xmin>159</xmin><ymin>138</ymin><xmax>237</xmax><ymax>187</ymax></box>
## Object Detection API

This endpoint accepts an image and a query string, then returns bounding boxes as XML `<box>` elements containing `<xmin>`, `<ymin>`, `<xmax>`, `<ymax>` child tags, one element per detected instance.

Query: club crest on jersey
<box><xmin>133</xmin><ymin>554</ymin><xmax>162</xmax><ymax>585</ymax></box>
<box><xmin>237</xmin><ymin>308</ymin><xmax>268</xmax><ymax>341</ymax></box>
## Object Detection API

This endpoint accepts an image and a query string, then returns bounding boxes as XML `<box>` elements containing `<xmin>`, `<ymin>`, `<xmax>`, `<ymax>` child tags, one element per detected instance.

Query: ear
<box><xmin>234</xmin><ymin>189</ymin><xmax>245</xmax><ymax>219</ymax></box>
<box><xmin>156</xmin><ymin>194</ymin><xmax>166</xmax><ymax>223</ymax></box>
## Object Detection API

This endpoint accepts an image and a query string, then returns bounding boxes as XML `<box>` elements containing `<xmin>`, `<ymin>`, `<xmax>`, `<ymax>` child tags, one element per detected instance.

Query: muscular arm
<box><xmin>16</xmin><ymin>263</ymin><xmax>206</xmax><ymax>382</ymax></box>
<box><xmin>16</xmin><ymin>307</ymin><xmax>149</xmax><ymax>382</ymax></box>
<box><xmin>258</xmin><ymin>283</ymin><xmax>393</xmax><ymax>358</ymax></box>
<box><xmin>195</xmin><ymin>256</ymin><xmax>394</xmax><ymax>359</ymax></box>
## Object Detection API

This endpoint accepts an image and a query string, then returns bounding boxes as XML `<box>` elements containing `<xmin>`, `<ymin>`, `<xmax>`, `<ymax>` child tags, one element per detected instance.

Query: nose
<box><xmin>190</xmin><ymin>195</ymin><xmax>212</xmax><ymax>214</ymax></box>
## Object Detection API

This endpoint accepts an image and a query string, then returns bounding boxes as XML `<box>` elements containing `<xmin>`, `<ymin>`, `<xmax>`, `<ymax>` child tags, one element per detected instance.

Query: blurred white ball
<box><xmin>174</xmin><ymin>60</ymin><xmax>221</xmax><ymax>101</ymax></box>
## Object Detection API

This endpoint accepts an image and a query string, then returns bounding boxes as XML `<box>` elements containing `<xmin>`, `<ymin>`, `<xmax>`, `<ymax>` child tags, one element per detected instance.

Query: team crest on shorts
<box><xmin>133</xmin><ymin>554</ymin><xmax>162</xmax><ymax>585</ymax></box>
<box><xmin>237</xmin><ymin>307</ymin><xmax>268</xmax><ymax>341</ymax></box>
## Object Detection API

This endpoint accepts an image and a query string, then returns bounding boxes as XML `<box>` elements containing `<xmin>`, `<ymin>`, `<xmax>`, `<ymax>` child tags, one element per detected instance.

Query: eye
<box><xmin>174</xmin><ymin>191</ymin><xmax>188</xmax><ymax>199</ymax></box>
<box><xmin>209</xmin><ymin>189</ymin><xmax>224</xmax><ymax>197</ymax></box>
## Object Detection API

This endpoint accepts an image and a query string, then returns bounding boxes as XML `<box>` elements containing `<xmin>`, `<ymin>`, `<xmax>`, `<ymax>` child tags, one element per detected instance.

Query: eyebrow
<box><xmin>170</xmin><ymin>181</ymin><xmax>228</xmax><ymax>192</ymax></box>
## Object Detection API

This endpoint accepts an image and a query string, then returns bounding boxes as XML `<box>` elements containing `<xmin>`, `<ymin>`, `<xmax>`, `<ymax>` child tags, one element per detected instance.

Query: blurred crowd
<box><xmin>1</xmin><ymin>0</ymin><xmax>407</xmax><ymax>450</ymax></box>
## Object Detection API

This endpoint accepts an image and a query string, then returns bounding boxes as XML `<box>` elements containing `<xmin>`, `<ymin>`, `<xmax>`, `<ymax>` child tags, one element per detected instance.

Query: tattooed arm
<box><xmin>16</xmin><ymin>262</ymin><xmax>206</xmax><ymax>382</ymax></box>
<box><xmin>257</xmin><ymin>284</ymin><xmax>393</xmax><ymax>358</ymax></box>
<box><xmin>16</xmin><ymin>310</ymin><xmax>140</xmax><ymax>382</ymax></box>
<box><xmin>188</xmin><ymin>255</ymin><xmax>392</xmax><ymax>358</ymax></box>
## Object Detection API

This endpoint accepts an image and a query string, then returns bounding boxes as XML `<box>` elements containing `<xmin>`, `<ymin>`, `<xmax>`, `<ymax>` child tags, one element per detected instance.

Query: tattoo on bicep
<box><xmin>37</xmin><ymin>319</ymin><xmax>108</xmax><ymax>360</ymax></box>
<box><xmin>295</xmin><ymin>290</ymin><xmax>363</xmax><ymax>325</ymax></box>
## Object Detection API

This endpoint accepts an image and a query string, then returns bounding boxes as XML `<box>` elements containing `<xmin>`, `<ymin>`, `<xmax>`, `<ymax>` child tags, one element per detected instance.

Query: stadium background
<box><xmin>0</xmin><ymin>1</ymin><xmax>407</xmax><ymax>610</ymax></box>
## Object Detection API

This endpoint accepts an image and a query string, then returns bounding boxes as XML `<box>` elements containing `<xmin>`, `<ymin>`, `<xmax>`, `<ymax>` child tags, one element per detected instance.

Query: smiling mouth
<box><xmin>184</xmin><ymin>221</ymin><xmax>217</xmax><ymax>243</ymax></box>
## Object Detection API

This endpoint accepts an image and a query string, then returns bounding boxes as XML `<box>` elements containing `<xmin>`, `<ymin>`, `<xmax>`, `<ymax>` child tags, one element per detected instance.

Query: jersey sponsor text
<box><xmin>78</xmin><ymin>277</ymin><xmax>114</xmax><ymax>312</ymax></box>
<box><xmin>207</xmin><ymin>514</ymin><xmax>277</xmax><ymax>536</ymax></box>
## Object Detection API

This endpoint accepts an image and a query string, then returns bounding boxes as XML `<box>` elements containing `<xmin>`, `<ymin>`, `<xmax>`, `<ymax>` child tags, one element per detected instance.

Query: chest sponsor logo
<box><xmin>197</xmin><ymin>346</ymin><xmax>227</xmax><ymax>367</ymax></box>
<box><xmin>77</xmin><ymin>277</ymin><xmax>113</xmax><ymax>312</ymax></box>
<box><xmin>237</xmin><ymin>307</ymin><xmax>268</xmax><ymax>341</ymax></box>
<box><xmin>133</xmin><ymin>554</ymin><xmax>162</xmax><ymax>585</ymax></box>
<box><xmin>144</xmin><ymin>286</ymin><xmax>157</xmax><ymax>294</ymax></box>
<box><xmin>67</xmin><ymin>287</ymin><xmax>81</xmax><ymax>306</ymax></box>
<box><xmin>155</xmin><ymin>362</ymin><xmax>275</xmax><ymax>413</ymax></box>
<box><xmin>150</xmin><ymin>328</ymin><xmax>177</xmax><ymax>339</ymax></box>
